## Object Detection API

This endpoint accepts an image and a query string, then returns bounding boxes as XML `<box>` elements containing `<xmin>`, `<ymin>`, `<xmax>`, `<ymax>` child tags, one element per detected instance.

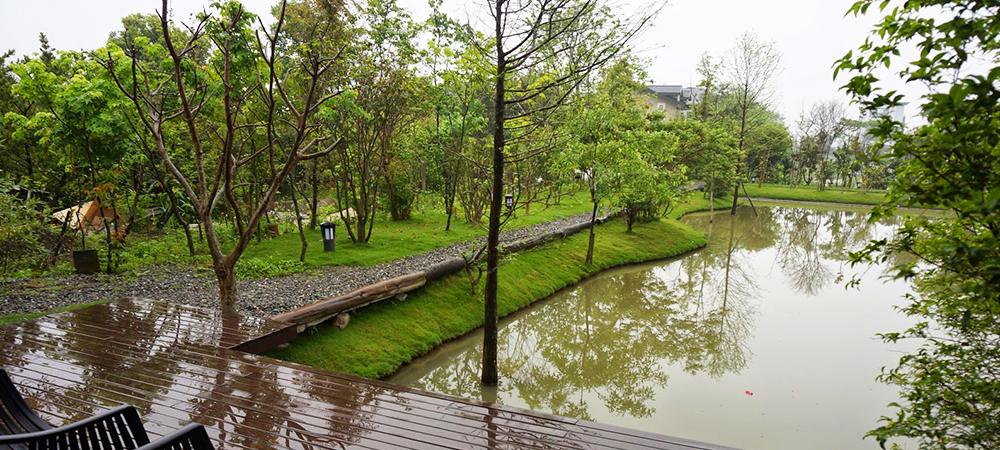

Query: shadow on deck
<box><xmin>0</xmin><ymin>298</ymin><xmax>736</xmax><ymax>450</ymax></box>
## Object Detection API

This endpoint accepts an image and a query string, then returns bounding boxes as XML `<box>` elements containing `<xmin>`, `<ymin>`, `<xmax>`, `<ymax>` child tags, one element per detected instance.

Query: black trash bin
<box><xmin>320</xmin><ymin>222</ymin><xmax>336</xmax><ymax>252</ymax></box>
<box><xmin>73</xmin><ymin>249</ymin><xmax>99</xmax><ymax>274</ymax></box>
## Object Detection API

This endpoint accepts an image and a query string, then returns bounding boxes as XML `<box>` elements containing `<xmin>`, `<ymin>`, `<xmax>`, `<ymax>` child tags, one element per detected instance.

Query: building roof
<box><xmin>647</xmin><ymin>85</ymin><xmax>684</xmax><ymax>95</ymax></box>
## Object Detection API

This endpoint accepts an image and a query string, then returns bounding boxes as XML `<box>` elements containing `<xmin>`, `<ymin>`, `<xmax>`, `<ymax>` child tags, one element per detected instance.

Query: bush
<box><xmin>234</xmin><ymin>257</ymin><xmax>305</xmax><ymax>279</ymax></box>
<box><xmin>620</xmin><ymin>200</ymin><xmax>660</xmax><ymax>231</ymax></box>
<box><xmin>0</xmin><ymin>180</ymin><xmax>50</xmax><ymax>277</ymax></box>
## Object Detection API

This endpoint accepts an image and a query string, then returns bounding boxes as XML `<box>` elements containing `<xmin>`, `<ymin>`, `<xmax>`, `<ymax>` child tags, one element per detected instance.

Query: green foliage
<box><xmin>234</xmin><ymin>257</ymin><xmax>306</xmax><ymax>279</ymax></box>
<box><xmin>613</xmin><ymin>129</ymin><xmax>682</xmax><ymax>230</ymax></box>
<box><xmin>656</xmin><ymin>118</ymin><xmax>739</xmax><ymax>198</ymax></box>
<box><xmin>0</xmin><ymin>179</ymin><xmax>51</xmax><ymax>276</ymax></box>
<box><xmin>743</xmin><ymin>119</ymin><xmax>792</xmax><ymax>184</ymax></box>
<box><xmin>266</xmin><ymin>217</ymin><xmax>706</xmax><ymax>378</ymax></box>
<box><xmin>837</xmin><ymin>1</ymin><xmax>1000</xmax><ymax>448</ymax></box>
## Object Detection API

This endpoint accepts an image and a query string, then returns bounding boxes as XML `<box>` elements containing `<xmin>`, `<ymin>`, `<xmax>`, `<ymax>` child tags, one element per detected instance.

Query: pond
<box><xmin>387</xmin><ymin>204</ymin><xmax>917</xmax><ymax>450</ymax></box>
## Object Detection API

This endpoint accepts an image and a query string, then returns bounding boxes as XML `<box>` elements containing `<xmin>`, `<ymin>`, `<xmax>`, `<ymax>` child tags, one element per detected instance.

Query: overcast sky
<box><xmin>0</xmin><ymin>0</ymin><xmax>921</xmax><ymax>128</ymax></box>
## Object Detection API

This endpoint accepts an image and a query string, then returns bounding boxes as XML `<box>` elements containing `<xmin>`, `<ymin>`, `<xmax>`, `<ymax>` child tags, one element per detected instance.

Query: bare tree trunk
<box><xmin>586</xmin><ymin>207</ymin><xmax>597</xmax><ymax>263</ymax></box>
<box><xmin>179</xmin><ymin>211</ymin><xmax>195</xmax><ymax>257</ymax></box>
<box><xmin>290</xmin><ymin>168</ymin><xmax>308</xmax><ymax>262</ymax></box>
<box><xmin>482</xmin><ymin>23</ymin><xmax>506</xmax><ymax>386</ymax></box>
<box><xmin>309</xmin><ymin>159</ymin><xmax>319</xmax><ymax>230</ymax></box>
<box><xmin>586</xmin><ymin>185</ymin><xmax>597</xmax><ymax>264</ymax></box>
<box><xmin>215</xmin><ymin>260</ymin><xmax>237</xmax><ymax>314</ymax></box>
<box><xmin>709</xmin><ymin>177</ymin><xmax>715</xmax><ymax>222</ymax></box>
<box><xmin>445</xmin><ymin>180</ymin><xmax>455</xmax><ymax>231</ymax></box>
<box><xmin>731</xmin><ymin>180</ymin><xmax>741</xmax><ymax>215</ymax></box>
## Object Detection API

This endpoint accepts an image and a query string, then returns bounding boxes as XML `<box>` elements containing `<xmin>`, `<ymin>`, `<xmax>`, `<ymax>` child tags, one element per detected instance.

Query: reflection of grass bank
<box><xmin>266</xmin><ymin>217</ymin><xmax>707</xmax><ymax>378</ymax></box>
<box><xmin>742</xmin><ymin>183</ymin><xmax>887</xmax><ymax>206</ymax></box>
<box><xmin>0</xmin><ymin>300</ymin><xmax>109</xmax><ymax>326</ymax></box>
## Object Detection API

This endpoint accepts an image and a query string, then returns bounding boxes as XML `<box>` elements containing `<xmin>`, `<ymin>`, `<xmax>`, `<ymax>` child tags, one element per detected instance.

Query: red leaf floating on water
<box><xmin>745</xmin><ymin>390</ymin><xmax>754</xmax><ymax>396</ymax></box>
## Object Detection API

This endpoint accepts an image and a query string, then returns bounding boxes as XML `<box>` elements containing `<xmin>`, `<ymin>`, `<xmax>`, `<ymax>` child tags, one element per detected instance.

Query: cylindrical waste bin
<box><xmin>320</xmin><ymin>222</ymin><xmax>336</xmax><ymax>252</ymax></box>
<box><xmin>73</xmin><ymin>249</ymin><xmax>99</xmax><ymax>274</ymax></box>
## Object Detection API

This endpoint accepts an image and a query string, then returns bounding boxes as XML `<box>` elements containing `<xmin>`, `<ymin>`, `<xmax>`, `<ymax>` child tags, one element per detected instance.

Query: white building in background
<box><xmin>642</xmin><ymin>85</ymin><xmax>703</xmax><ymax>119</ymax></box>
<box><xmin>863</xmin><ymin>103</ymin><xmax>908</xmax><ymax>127</ymax></box>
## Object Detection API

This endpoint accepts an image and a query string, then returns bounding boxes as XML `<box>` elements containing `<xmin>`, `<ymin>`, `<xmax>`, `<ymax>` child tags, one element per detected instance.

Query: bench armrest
<box><xmin>0</xmin><ymin>405</ymin><xmax>150</xmax><ymax>449</ymax></box>
<box><xmin>137</xmin><ymin>424</ymin><xmax>214</xmax><ymax>450</ymax></box>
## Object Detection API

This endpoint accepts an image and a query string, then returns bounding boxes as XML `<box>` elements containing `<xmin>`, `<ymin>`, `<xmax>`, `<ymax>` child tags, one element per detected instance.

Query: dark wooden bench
<box><xmin>2</xmin><ymin>368</ymin><xmax>214</xmax><ymax>450</ymax></box>
<box><xmin>1</xmin><ymin>368</ymin><xmax>149</xmax><ymax>449</ymax></box>
<box><xmin>136</xmin><ymin>424</ymin><xmax>214</xmax><ymax>450</ymax></box>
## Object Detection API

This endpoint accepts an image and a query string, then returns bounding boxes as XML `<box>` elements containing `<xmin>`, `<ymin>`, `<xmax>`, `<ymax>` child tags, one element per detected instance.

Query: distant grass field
<box><xmin>742</xmin><ymin>183</ymin><xmax>888</xmax><ymax>206</ymax></box>
<box><xmin>266</xmin><ymin>216</ymin><xmax>707</xmax><ymax>378</ymax></box>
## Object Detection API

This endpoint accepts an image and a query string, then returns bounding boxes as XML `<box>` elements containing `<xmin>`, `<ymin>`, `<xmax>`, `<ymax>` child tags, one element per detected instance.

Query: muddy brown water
<box><xmin>387</xmin><ymin>204</ymin><xmax>918</xmax><ymax>450</ymax></box>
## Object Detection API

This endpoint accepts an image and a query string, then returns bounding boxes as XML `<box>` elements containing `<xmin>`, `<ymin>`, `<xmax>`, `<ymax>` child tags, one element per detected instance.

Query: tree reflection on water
<box><xmin>392</xmin><ymin>205</ymin><xmax>894</xmax><ymax>423</ymax></box>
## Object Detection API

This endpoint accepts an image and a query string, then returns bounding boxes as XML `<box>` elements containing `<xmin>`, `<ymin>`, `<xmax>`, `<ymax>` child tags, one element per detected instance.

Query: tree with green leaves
<box><xmin>836</xmin><ymin>1</ymin><xmax>1000</xmax><ymax>448</ymax></box>
<box><xmin>797</xmin><ymin>100</ymin><xmax>846</xmax><ymax>191</ymax></box>
<box><xmin>744</xmin><ymin>117</ymin><xmax>791</xmax><ymax>187</ymax></box>
<box><xmin>558</xmin><ymin>57</ymin><xmax>687</xmax><ymax>260</ymax></box>
<box><xmin>558</xmin><ymin>58</ymin><xmax>645</xmax><ymax>262</ymax></box>
<box><xmin>329</xmin><ymin>0</ymin><xmax>421</xmax><ymax>243</ymax></box>
<box><xmin>105</xmin><ymin>0</ymin><xmax>346</xmax><ymax>313</ymax></box>
<box><xmin>722</xmin><ymin>32</ymin><xmax>781</xmax><ymax>214</ymax></box>
<box><xmin>656</xmin><ymin>118</ymin><xmax>738</xmax><ymax>210</ymax></box>
<box><xmin>477</xmin><ymin>0</ymin><xmax>659</xmax><ymax>385</ymax></box>
<box><xmin>9</xmin><ymin>50</ymin><xmax>138</xmax><ymax>273</ymax></box>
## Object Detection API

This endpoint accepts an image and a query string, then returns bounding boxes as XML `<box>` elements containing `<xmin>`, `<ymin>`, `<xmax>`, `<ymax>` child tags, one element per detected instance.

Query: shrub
<box><xmin>0</xmin><ymin>179</ymin><xmax>50</xmax><ymax>277</ymax></box>
<box><xmin>234</xmin><ymin>257</ymin><xmax>305</xmax><ymax>279</ymax></box>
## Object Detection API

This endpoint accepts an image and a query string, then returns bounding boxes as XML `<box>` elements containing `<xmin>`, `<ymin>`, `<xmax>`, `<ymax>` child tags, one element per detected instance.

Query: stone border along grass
<box><xmin>265</xmin><ymin>198</ymin><xmax>723</xmax><ymax>379</ymax></box>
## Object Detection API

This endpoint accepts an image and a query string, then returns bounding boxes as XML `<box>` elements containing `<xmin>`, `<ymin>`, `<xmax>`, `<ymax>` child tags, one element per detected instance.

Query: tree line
<box><xmin>0</xmin><ymin>1</ymin><xmax>900</xmax><ymax>302</ymax></box>
<box><xmin>1</xmin><ymin>0</ymin><xmax>905</xmax><ymax>386</ymax></box>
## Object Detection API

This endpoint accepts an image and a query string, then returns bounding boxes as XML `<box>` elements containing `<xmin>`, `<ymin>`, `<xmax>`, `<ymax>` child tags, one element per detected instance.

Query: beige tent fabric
<box><xmin>52</xmin><ymin>201</ymin><xmax>125</xmax><ymax>231</ymax></box>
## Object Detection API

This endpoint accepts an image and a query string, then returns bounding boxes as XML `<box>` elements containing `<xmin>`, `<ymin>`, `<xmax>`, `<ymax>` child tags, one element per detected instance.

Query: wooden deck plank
<box><xmin>3</xmin><ymin>322</ymin><xmax>671</xmax><ymax>450</ymax></box>
<box><xmin>0</xmin><ymin>299</ymin><xmax>736</xmax><ymax>450</ymax></box>
<box><xmin>18</xmin><ymin>314</ymin><xmax>695</xmax><ymax>450</ymax></box>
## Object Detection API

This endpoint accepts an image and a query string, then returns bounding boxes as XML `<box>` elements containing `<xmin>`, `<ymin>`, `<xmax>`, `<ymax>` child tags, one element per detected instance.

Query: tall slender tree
<box><xmin>478</xmin><ymin>0</ymin><xmax>659</xmax><ymax>385</ymax></box>
<box><xmin>722</xmin><ymin>32</ymin><xmax>781</xmax><ymax>214</ymax></box>
<box><xmin>104</xmin><ymin>0</ymin><xmax>346</xmax><ymax>312</ymax></box>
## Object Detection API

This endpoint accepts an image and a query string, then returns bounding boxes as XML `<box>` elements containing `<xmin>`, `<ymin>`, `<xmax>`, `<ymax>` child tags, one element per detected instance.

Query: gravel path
<box><xmin>0</xmin><ymin>211</ymin><xmax>601</xmax><ymax>319</ymax></box>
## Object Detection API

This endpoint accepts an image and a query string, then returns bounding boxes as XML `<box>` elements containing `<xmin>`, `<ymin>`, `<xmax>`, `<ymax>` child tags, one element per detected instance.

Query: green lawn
<box><xmin>265</xmin><ymin>216</ymin><xmax>707</xmax><ymax>378</ymax></box>
<box><xmin>240</xmin><ymin>192</ymin><xmax>593</xmax><ymax>271</ymax></box>
<box><xmin>742</xmin><ymin>183</ymin><xmax>888</xmax><ymax>206</ymax></box>
<box><xmin>102</xmin><ymin>191</ymin><xmax>594</xmax><ymax>279</ymax></box>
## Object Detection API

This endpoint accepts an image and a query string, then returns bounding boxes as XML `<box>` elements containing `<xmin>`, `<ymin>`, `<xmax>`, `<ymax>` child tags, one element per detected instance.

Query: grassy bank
<box><xmin>742</xmin><ymin>183</ymin><xmax>887</xmax><ymax>206</ymax></box>
<box><xmin>669</xmin><ymin>194</ymin><xmax>733</xmax><ymax>219</ymax></box>
<box><xmin>265</xmin><ymin>216</ymin><xmax>706</xmax><ymax>378</ymax></box>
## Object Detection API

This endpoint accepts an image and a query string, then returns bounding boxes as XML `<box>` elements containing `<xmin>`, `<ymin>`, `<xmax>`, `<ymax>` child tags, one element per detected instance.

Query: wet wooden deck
<box><xmin>0</xmin><ymin>298</ymin><xmax>734</xmax><ymax>450</ymax></box>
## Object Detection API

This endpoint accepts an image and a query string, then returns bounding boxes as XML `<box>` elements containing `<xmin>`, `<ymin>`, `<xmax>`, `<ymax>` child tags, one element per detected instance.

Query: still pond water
<box><xmin>388</xmin><ymin>204</ymin><xmax>917</xmax><ymax>450</ymax></box>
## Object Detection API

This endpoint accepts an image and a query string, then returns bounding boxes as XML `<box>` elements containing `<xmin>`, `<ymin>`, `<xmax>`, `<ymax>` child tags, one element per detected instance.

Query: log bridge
<box><xmin>271</xmin><ymin>213</ymin><xmax>615</xmax><ymax>332</ymax></box>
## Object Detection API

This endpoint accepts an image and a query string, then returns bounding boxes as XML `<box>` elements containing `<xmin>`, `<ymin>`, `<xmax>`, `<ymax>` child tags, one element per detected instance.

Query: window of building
<box><xmin>657</xmin><ymin>103</ymin><xmax>666</xmax><ymax>111</ymax></box>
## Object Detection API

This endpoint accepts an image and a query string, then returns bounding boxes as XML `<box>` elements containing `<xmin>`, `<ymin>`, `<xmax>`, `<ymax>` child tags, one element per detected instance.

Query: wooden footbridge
<box><xmin>0</xmin><ymin>298</ymin><xmax>736</xmax><ymax>449</ymax></box>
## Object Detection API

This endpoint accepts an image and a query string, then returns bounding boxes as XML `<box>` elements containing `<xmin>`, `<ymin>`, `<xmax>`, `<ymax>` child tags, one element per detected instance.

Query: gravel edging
<box><xmin>0</xmin><ymin>211</ymin><xmax>605</xmax><ymax>319</ymax></box>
